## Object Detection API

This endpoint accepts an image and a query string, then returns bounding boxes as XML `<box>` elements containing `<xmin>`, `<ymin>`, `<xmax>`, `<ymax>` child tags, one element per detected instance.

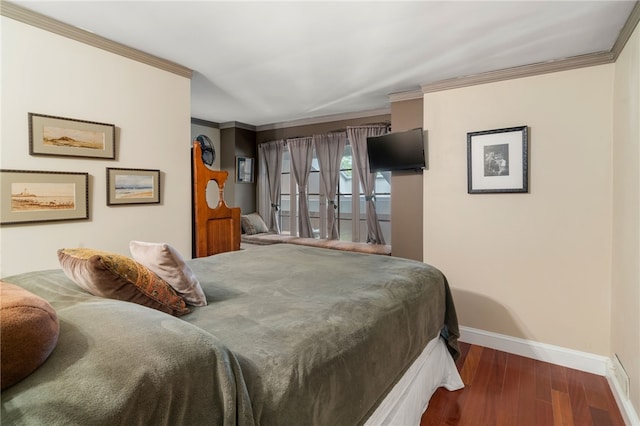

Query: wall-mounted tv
<box><xmin>367</xmin><ymin>128</ymin><xmax>425</xmax><ymax>173</ymax></box>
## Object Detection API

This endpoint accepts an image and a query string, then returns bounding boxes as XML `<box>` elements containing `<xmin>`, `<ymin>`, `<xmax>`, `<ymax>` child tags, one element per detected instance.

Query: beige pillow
<box><xmin>58</xmin><ymin>248</ymin><xmax>190</xmax><ymax>316</ymax></box>
<box><xmin>129</xmin><ymin>241</ymin><xmax>206</xmax><ymax>306</ymax></box>
<box><xmin>240</xmin><ymin>212</ymin><xmax>269</xmax><ymax>235</ymax></box>
<box><xmin>1</xmin><ymin>282</ymin><xmax>60</xmax><ymax>389</ymax></box>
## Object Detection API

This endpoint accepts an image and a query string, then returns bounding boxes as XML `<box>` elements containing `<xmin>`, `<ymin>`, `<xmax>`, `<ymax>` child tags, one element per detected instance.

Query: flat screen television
<box><xmin>367</xmin><ymin>128</ymin><xmax>425</xmax><ymax>173</ymax></box>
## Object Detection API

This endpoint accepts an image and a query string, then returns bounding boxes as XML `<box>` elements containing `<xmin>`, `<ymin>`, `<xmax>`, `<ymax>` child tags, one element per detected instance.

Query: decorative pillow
<box><xmin>57</xmin><ymin>248</ymin><xmax>189</xmax><ymax>316</ymax></box>
<box><xmin>129</xmin><ymin>241</ymin><xmax>207</xmax><ymax>306</ymax></box>
<box><xmin>240</xmin><ymin>212</ymin><xmax>269</xmax><ymax>235</ymax></box>
<box><xmin>1</xmin><ymin>281</ymin><xmax>60</xmax><ymax>390</ymax></box>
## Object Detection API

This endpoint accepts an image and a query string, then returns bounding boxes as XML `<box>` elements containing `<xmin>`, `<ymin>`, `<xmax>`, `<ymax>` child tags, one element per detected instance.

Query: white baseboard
<box><xmin>607</xmin><ymin>373</ymin><xmax>640</xmax><ymax>426</ymax></box>
<box><xmin>459</xmin><ymin>326</ymin><xmax>639</xmax><ymax>425</ymax></box>
<box><xmin>459</xmin><ymin>326</ymin><xmax>609</xmax><ymax>374</ymax></box>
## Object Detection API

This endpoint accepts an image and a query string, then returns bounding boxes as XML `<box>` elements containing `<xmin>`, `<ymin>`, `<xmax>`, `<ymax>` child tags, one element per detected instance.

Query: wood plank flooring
<box><xmin>421</xmin><ymin>342</ymin><xmax>625</xmax><ymax>426</ymax></box>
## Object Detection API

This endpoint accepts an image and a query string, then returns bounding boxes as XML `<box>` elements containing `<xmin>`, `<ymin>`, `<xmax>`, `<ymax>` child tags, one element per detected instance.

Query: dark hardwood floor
<box><xmin>421</xmin><ymin>342</ymin><xmax>625</xmax><ymax>426</ymax></box>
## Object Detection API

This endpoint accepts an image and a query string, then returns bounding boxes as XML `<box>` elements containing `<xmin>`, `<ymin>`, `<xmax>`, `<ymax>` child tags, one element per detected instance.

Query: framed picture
<box><xmin>106</xmin><ymin>168</ymin><xmax>161</xmax><ymax>206</ymax></box>
<box><xmin>0</xmin><ymin>169</ymin><xmax>89</xmax><ymax>225</ymax></box>
<box><xmin>236</xmin><ymin>157</ymin><xmax>254</xmax><ymax>183</ymax></box>
<box><xmin>467</xmin><ymin>126</ymin><xmax>529</xmax><ymax>194</ymax></box>
<box><xmin>29</xmin><ymin>113</ymin><xmax>116</xmax><ymax>159</ymax></box>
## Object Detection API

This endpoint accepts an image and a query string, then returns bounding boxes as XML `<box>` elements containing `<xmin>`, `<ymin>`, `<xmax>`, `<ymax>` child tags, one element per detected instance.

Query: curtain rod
<box><xmin>258</xmin><ymin>121</ymin><xmax>391</xmax><ymax>146</ymax></box>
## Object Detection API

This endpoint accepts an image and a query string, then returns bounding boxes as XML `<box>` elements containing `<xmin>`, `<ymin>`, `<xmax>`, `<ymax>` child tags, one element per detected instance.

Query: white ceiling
<box><xmin>10</xmin><ymin>1</ymin><xmax>637</xmax><ymax>127</ymax></box>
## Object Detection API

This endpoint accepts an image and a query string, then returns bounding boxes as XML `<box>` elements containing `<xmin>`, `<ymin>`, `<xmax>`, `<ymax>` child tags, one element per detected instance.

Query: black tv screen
<box><xmin>367</xmin><ymin>128</ymin><xmax>425</xmax><ymax>173</ymax></box>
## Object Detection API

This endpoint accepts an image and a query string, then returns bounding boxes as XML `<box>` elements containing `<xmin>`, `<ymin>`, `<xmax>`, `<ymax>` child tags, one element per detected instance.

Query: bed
<box><xmin>0</xmin><ymin>144</ymin><xmax>464</xmax><ymax>425</ymax></box>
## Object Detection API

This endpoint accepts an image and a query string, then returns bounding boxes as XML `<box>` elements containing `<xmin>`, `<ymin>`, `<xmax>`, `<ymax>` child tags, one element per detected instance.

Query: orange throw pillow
<box><xmin>0</xmin><ymin>281</ymin><xmax>60</xmax><ymax>389</ymax></box>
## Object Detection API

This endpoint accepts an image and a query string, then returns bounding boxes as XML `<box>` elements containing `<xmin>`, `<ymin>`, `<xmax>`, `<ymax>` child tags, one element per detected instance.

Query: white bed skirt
<box><xmin>365</xmin><ymin>335</ymin><xmax>464</xmax><ymax>426</ymax></box>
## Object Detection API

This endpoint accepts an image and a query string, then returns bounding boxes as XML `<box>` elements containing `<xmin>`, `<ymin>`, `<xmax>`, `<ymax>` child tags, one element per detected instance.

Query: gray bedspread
<box><xmin>1</xmin><ymin>244</ymin><xmax>459</xmax><ymax>426</ymax></box>
<box><xmin>185</xmin><ymin>244</ymin><xmax>459</xmax><ymax>425</ymax></box>
<box><xmin>1</xmin><ymin>271</ymin><xmax>254</xmax><ymax>426</ymax></box>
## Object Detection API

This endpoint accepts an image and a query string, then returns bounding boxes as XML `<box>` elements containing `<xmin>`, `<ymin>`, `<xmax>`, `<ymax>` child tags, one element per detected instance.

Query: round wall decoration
<box><xmin>195</xmin><ymin>135</ymin><xmax>215</xmax><ymax>166</ymax></box>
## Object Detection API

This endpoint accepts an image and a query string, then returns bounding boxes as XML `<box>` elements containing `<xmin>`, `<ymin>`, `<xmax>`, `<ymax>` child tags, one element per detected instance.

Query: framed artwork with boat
<box><xmin>0</xmin><ymin>169</ymin><xmax>89</xmax><ymax>225</ymax></box>
<box><xmin>29</xmin><ymin>113</ymin><xmax>116</xmax><ymax>159</ymax></box>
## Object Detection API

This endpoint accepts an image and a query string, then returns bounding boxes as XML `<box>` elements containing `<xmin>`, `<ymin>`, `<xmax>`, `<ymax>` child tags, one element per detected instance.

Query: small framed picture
<box><xmin>29</xmin><ymin>113</ymin><xmax>116</xmax><ymax>159</ymax></box>
<box><xmin>0</xmin><ymin>169</ymin><xmax>89</xmax><ymax>225</ymax></box>
<box><xmin>467</xmin><ymin>126</ymin><xmax>529</xmax><ymax>194</ymax></box>
<box><xmin>106</xmin><ymin>168</ymin><xmax>160</xmax><ymax>206</ymax></box>
<box><xmin>236</xmin><ymin>157</ymin><xmax>254</xmax><ymax>183</ymax></box>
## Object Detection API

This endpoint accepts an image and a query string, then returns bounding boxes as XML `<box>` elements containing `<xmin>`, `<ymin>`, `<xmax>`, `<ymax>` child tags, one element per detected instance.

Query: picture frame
<box><xmin>0</xmin><ymin>169</ymin><xmax>89</xmax><ymax>225</ymax></box>
<box><xmin>236</xmin><ymin>156</ymin><xmax>254</xmax><ymax>183</ymax></box>
<box><xmin>29</xmin><ymin>113</ymin><xmax>116</xmax><ymax>159</ymax></box>
<box><xmin>467</xmin><ymin>126</ymin><xmax>529</xmax><ymax>194</ymax></box>
<box><xmin>106</xmin><ymin>168</ymin><xmax>161</xmax><ymax>206</ymax></box>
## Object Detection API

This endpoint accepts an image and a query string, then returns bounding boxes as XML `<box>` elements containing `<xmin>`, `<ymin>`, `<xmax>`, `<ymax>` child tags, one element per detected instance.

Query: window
<box><xmin>280</xmin><ymin>149</ymin><xmax>291</xmax><ymax>235</ymax></box>
<box><xmin>279</xmin><ymin>142</ymin><xmax>391</xmax><ymax>243</ymax></box>
<box><xmin>278</xmin><ymin>148</ymin><xmax>320</xmax><ymax>237</ymax></box>
<box><xmin>308</xmin><ymin>155</ymin><xmax>321</xmax><ymax>237</ymax></box>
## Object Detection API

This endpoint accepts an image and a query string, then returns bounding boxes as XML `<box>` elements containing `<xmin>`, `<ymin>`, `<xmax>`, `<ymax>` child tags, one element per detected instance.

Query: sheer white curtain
<box><xmin>258</xmin><ymin>140</ymin><xmax>284</xmax><ymax>233</ymax></box>
<box><xmin>287</xmin><ymin>137</ymin><xmax>314</xmax><ymax>238</ymax></box>
<box><xmin>313</xmin><ymin>132</ymin><xmax>346</xmax><ymax>240</ymax></box>
<box><xmin>346</xmin><ymin>125</ymin><xmax>388</xmax><ymax>244</ymax></box>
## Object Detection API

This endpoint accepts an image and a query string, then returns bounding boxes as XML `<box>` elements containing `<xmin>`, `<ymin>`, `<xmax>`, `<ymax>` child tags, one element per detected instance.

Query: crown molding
<box><xmin>220</xmin><ymin>121</ymin><xmax>257</xmax><ymax>132</ymax></box>
<box><xmin>256</xmin><ymin>108</ymin><xmax>391</xmax><ymax>132</ymax></box>
<box><xmin>421</xmin><ymin>51</ymin><xmax>614</xmax><ymax>94</ymax></box>
<box><xmin>388</xmin><ymin>89</ymin><xmax>423</xmax><ymax>103</ymax></box>
<box><xmin>0</xmin><ymin>1</ymin><xmax>192</xmax><ymax>79</ymax></box>
<box><xmin>612</xmin><ymin>0</ymin><xmax>640</xmax><ymax>60</ymax></box>
<box><xmin>191</xmin><ymin>117</ymin><xmax>220</xmax><ymax>129</ymax></box>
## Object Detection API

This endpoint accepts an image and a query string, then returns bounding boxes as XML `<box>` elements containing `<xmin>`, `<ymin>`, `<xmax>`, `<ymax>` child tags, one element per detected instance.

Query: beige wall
<box><xmin>1</xmin><ymin>18</ymin><xmax>192</xmax><ymax>277</ymax></box>
<box><xmin>612</xmin><ymin>24</ymin><xmax>640</xmax><ymax>414</ymax></box>
<box><xmin>423</xmin><ymin>65</ymin><xmax>614</xmax><ymax>356</ymax></box>
<box><xmin>390</xmin><ymin>99</ymin><xmax>423</xmax><ymax>261</ymax></box>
